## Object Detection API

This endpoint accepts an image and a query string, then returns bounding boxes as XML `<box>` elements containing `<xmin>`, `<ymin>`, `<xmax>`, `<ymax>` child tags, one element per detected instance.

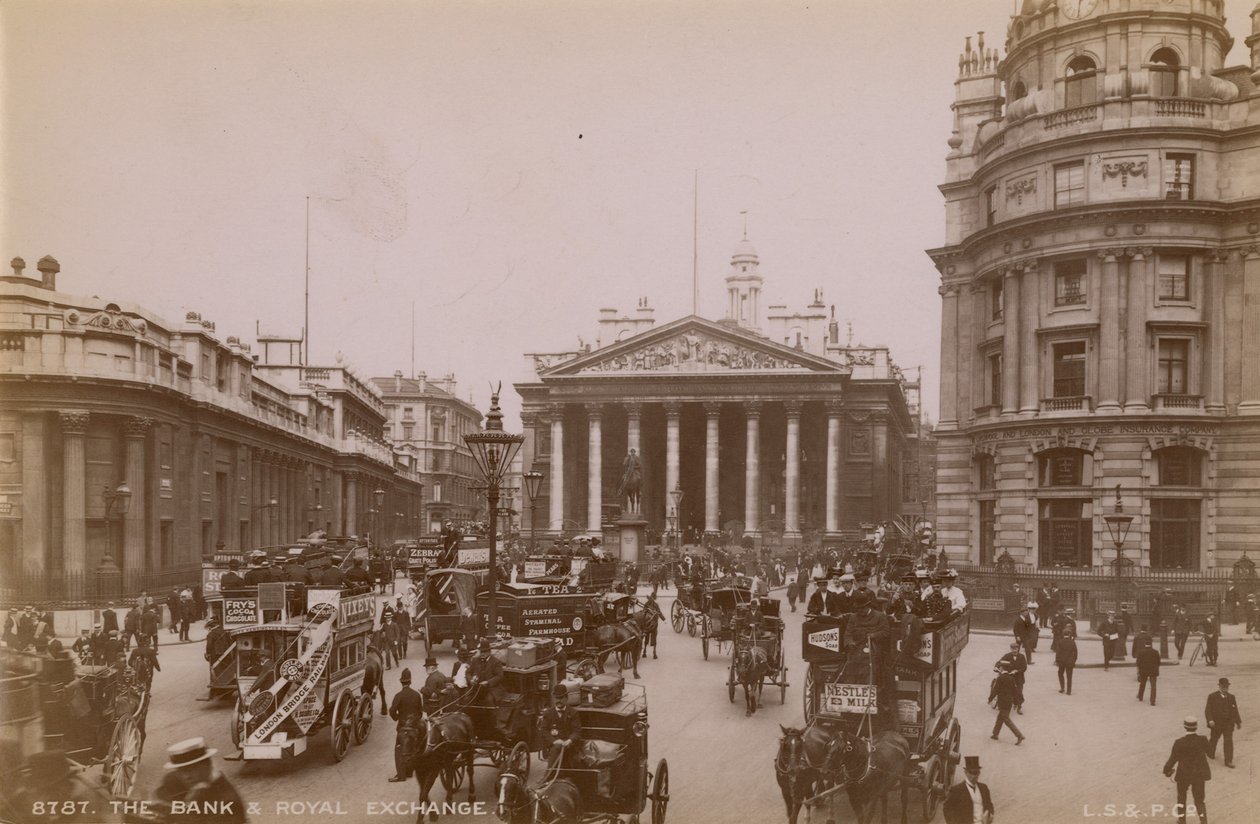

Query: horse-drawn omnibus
<box><xmin>226</xmin><ymin>581</ymin><xmax>376</xmax><ymax>763</ymax></box>
<box><xmin>520</xmin><ymin>554</ymin><xmax>620</xmax><ymax>593</ymax></box>
<box><xmin>782</xmin><ymin>609</ymin><xmax>969</xmax><ymax>823</ymax></box>
<box><xmin>0</xmin><ymin>647</ymin><xmax>150</xmax><ymax>804</ymax></box>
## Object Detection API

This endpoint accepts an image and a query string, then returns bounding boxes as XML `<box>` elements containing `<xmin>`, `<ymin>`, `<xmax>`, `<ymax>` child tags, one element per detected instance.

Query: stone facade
<box><xmin>0</xmin><ymin>259</ymin><xmax>425</xmax><ymax>601</ymax></box>
<box><xmin>929</xmin><ymin>0</ymin><xmax>1260</xmax><ymax>573</ymax></box>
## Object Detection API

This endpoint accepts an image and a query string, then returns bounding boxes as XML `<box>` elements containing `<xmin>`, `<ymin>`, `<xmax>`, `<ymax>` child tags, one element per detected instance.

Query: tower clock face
<box><xmin>1061</xmin><ymin>0</ymin><xmax>1099</xmax><ymax>19</ymax></box>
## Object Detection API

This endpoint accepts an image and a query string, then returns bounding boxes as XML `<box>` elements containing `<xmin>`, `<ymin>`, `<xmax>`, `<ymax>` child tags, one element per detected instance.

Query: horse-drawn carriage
<box><xmin>670</xmin><ymin>576</ymin><xmax>749</xmax><ymax>638</ymax></box>
<box><xmin>723</xmin><ymin>596</ymin><xmax>789</xmax><ymax>714</ymax></box>
<box><xmin>495</xmin><ymin>681</ymin><xmax>669</xmax><ymax>824</ymax></box>
<box><xmin>226</xmin><ymin>581</ymin><xmax>376</xmax><ymax>762</ymax></box>
<box><xmin>782</xmin><ymin>609</ymin><xmax>970</xmax><ymax>823</ymax></box>
<box><xmin>521</xmin><ymin>555</ymin><xmax>620</xmax><ymax>594</ymax></box>
<box><xmin>0</xmin><ymin>647</ymin><xmax>151</xmax><ymax>806</ymax></box>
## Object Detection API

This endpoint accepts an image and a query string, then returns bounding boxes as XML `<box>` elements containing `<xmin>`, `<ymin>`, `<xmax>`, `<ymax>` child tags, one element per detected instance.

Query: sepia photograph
<box><xmin>1</xmin><ymin>1</ymin><xmax>1258</xmax><ymax>823</ymax></box>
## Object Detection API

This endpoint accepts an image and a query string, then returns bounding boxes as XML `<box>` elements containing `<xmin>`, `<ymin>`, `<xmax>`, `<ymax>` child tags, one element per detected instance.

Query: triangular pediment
<box><xmin>542</xmin><ymin>316</ymin><xmax>847</xmax><ymax>377</ymax></box>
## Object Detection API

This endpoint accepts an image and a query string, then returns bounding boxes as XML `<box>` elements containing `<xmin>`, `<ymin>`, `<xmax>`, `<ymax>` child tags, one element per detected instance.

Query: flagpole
<box><xmin>304</xmin><ymin>195</ymin><xmax>311</xmax><ymax>366</ymax></box>
<box><xmin>692</xmin><ymin>170</ymin><xmax>699</xmax><ymax>316</ymax></box>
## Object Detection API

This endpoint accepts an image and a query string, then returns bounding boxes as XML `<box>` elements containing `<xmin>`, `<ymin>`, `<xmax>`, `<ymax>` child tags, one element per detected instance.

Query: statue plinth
<box><xmin>616</xmin><ymin>509</ymin><xmax>647</xmax><ymax>567</ymax></box>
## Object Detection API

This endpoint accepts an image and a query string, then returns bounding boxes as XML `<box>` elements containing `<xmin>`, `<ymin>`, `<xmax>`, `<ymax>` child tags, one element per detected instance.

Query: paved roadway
<box><xmin>129</xmin><ymin>586</ymin><xmax>1258</xmax><ymax>824</ymax></box>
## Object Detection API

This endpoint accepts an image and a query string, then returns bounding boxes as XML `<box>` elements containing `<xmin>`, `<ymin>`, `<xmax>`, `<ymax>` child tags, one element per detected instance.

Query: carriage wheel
<box><xmin>507</xmin><ymin>741</ymin><xmax>531</xmax><ymax>777</ymax></box>
<box><xmin>779</xmin><ymin>667</ymin><xmax>788</xmax><ymax>705</ymax></box>
<box><xmin>945</xmin><ymin>720</ymin><xmax>962</xmax><ymax>786</ymax></box>
<box><xmin>103</xmin><ymin>713</ymin><xmax>143</xmax><ymax>796</ymax></box>
<box><xmin>670</xmin><ymin>601</ymin><xmax>685</xmax><ymax>633</ymax></box>
<box><xmin>727</xmin><ymin>661</ymin><xmax>736</xmax><ymax>703</ymax></box>
<box><xmin>803</xmin><ymin>667</ymin><xmax>815</xmax><ymax>726</ymax></box>
<box><xmin>331</xmin><ymin>690</ymin><xmax>354</xmax><ymax>762</ymax></box>
<box><xmin>650</xmin><ymin>758</ymin><xmax>669</xmax><ymax>824</ymax></box>
<box><xmin>686</xmin><ymin>613</ymin><xmax>698</xmax><ymax>637</ymax></box>
<box><xmin>702</xmin><ymin>630</ymin><xmax>710</xmax><ymax>661</ymax></box>
<box><xmin>575</xmin><ymin>658</ymin><xmax>598</xmax><ymax>681</ymax></box>
<box><xmin>230</xmin><ymin>696</ymin><xmax>244</xmax><ymax>750</ymax></box>
<box><xmin>921</xmin><ymin>757</ymin><xmax>945</xmax><ymax>822</ymax></box>
<box><xmin>353</xmin><ymin>693</ymin><xmax>374</xmax><ymax>745</ymax></box>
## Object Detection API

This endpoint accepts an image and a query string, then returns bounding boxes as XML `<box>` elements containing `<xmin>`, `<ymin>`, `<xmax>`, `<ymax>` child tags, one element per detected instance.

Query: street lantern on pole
<box><xmin>373</xmin><ymin>488</ymin><xmax>386</xmax><ymax>548</ymax></box>
<box><xmin>100</xmin><ymin>483</ymin><xmax>131</xmax><ymax>596</ymax></box>
<box><xmin>669</xmin><ymin>483</ymin><xmax>684</xmax><ymax>552</ymax></box>
<box><xmin>523</xmin><ymin>470</ymin><xmax>544</xmax><ymax>554</ymax></box>
<box><xmin>1102</xmin><ymin>484</ymin><xmax>1136</xmax><ymax>612</ymax></box>
<box><xmin>464</xmin><ymin>385</ymin><xmax>524</xmax><ymax>637</ymax></box>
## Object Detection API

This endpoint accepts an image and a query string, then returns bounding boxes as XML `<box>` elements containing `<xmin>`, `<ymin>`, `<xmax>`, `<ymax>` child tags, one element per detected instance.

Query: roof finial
<box><xmin>740</xmin><ymin>209</ymin><xmax>749</xmax><ymax>240</ymax></box>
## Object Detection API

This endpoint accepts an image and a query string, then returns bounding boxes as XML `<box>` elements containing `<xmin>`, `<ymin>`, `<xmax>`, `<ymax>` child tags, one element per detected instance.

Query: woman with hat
<box><xmin>153</xmin><ymin>738</ymin><xmax>245</xmax><ymax>824</ymax></box>
<box><xmin>943</xmin><ymin>756</ymin><xmax>993</xmax><ymax>824</ymax></box>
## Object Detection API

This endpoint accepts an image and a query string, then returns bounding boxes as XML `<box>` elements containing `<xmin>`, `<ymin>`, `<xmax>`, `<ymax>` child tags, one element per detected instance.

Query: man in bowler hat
<box><xmin>1204</xmin><ymin>677</ymin><xmax>1241</xmax><ymax>768</ymax></box>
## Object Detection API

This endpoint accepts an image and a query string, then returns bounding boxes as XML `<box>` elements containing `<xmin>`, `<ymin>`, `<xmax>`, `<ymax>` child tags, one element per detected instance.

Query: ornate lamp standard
<box><xmin>523</xmin><ymin>470</ymin><xmax>544</xmax><ymax>554</ymax></box>
<box><xmin>669</xmin><ymin>483</ymin><xmax>684</xmax><ymax>552</ymax></box>
<box><xmin>100</xmin><ymin>483</ymin><xmax>131</xmax><ymax>597</ymax></box>
<box><xmin>1103</xmin><ymin>484</ymin><xmax>1136</xmax><ymax>613</ymax></box>
<box><xmin>463</xmin><ymin>386</ymin><xmax>524</xmax><ymax>635</ymax></box>
<box><xmin>372</xmin><ymin>488</ymin><xmax>386</xmax><ymax>548</ymax></box>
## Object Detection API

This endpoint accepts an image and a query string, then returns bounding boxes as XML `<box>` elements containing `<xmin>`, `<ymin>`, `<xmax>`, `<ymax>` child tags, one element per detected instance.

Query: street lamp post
<box><xmin>1103</xmin><ymin>484</ymin><xmax>1136</xmax><ymax>614</ymax></box>
<box><xmin>669</xmin><ymin>484</ymin><xmax>684</xmax><ymax>552</ymax></box>
<box><xmin>524</xmin><ymin>470</ymin><xmax>544</xmax><ymax>554</ymax></box>
<box><xmin>464</xmin><ymin>386</ymin><xmax>524</xmax><ymax>638</ymax></box>
<box><xmin>100</xmin><ymin>483</ymin><xmax>131</xmax><ymax>597</ymax></box>
<box><xmin>373</xmin><ymin>488</ymin><xmax>385</xmax><ymax>549</ymax></box>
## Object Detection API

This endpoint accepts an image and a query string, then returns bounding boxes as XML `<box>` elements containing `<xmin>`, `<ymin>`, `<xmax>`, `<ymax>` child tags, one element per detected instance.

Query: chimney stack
<box><xmin>36</xmin><ymin>255</ymin><xmax>59</xmax><ymax>290</ymax></box>
<box><xmin>394</xmin><ymin>369</ymin><xmax>403</xmax><ymax>393</ymax></box>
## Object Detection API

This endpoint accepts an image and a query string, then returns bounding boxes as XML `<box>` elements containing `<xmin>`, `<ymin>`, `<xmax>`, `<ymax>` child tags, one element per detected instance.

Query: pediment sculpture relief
<box><xmin>576</xmin><ymin>331</ymin><xmax>807</xmax><ymax>373</ymax></box>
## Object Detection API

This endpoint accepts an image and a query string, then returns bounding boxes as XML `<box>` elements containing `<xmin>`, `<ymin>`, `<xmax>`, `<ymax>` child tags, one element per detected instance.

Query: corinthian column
<box><xmin>664</xmin><ymin>402</ymin><xmax>681</xmax><ymax>509</ymax></box>
<box><xmin>625</xmin><ymin>403</ymin><xmax>641</xmax><ymax>454</ymax></box>
<box><xmin>123</xmin><ymin>417</ymin><xmax>152</xmax><ymax>582</ymax></box>
<box><xmin>704</xmin><ymin>402</ymin><xmax>720</xmax><ymax>534</ymax></box>
<box><xmin>1002</xmin><ymin>269</ymin><xmax>1020</xmax><ymax>416</ymax></box>
<box><xmin>1124</xmin><ymin>248</ymin><xmax>1153</xmax><ymax>411</ymax></box>
<box><xmin>1097</xmin><ymin>249</ymin><xmax>1123</xmax><ymax>413</ymax></box>
<box><xmin>825</xmin><ymin>400</ymin><xmax>843</xmax><ymax>536</ymax></box>
<box><xmin>744</xmin><ymin>403</ymin><xmax>761</xmax><ymax>535</ymax></box>
<box><xmin>1205</xmin><ymin>250</ymin><xmax>1229</xmax><ymax>413</ymax></box>
<box><xmin>548</xmin><ymin>405</ymin><xmax>565</xmax><ymax>531</ymax></box>
<box><xmin>938</xmin><ymin>285</ymin><xmax>960</xmax><ymax>429</ymax></box>
<box><xmin>1019</xmin><ymin>262</ymin><xmax>1041</xmax><ymax>415</ymax></box>
<box><xmin>784</xmin><ymin>400</ymin><xmax>802</xmax><ymax>538</ymax></box>
<box><xmin>60</xmin><ymin>411</ymin><xmax>90</xmax><ymax>578</ymax></box>
<box><xmin>587</xmin><ymin>406</ymin><xmax>602</xmax><ymax>534</ymax></box>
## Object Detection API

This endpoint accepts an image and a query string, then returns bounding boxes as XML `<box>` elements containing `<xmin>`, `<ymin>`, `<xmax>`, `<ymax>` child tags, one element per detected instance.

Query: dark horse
<box><xmin>634</xmin><ymin>597</ymin><xmax>664</xmax><ymax>659</ymax></box>
<box><xmin>593</xmin><ymin>620</ymin><xmax>641</xmax><ymax>679</ymax></box>
<box><xmin>363</xmin><ymin>645</ymin><xmax>387</xmax><ymax>715</ymax></box>
<box><xmin>776</xmin><ymin>723</ymin><xmax>843</xmax><ymax>824</ymax></box>
<box><xmin>495</xmin><ymin>745</ymin><xmax>584</xmax><ymax>824</ymax></box>
<box><xmin>734</xmin><ymin>643</ymin><xmax>769</xmax><ymax>717</ymax></box>
<box><xmin>836</xmin><ymin>729</ymin><xmax>913</xmax><ymax>824</ymax></box>
<box><xmin>410</xmin><ymin>712</ymin><xmax>477</xmax><ymax>823</ymax></box>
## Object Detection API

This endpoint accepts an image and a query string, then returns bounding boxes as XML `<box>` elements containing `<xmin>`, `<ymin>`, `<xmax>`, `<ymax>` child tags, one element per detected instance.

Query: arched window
<box><xmin>1064</xmin><ymin>55</ymin><xmax>1098</xmax><ymax>108</ymax></box>
<box><xmin>1150</xmin><ymin>48</ymin><xmax>1179</xmax><ymax>97</ymax></box>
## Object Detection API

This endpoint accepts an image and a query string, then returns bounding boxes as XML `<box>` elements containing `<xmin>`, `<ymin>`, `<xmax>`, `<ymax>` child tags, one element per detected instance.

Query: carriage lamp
<box><xmin>464</xmin><ymin>384</ymin><xmax>525</xmax><ymax>633</ymax></box>
<box><xmin>524</xmin><ymin>470</ymin><xmax>545</xmax><ymax>554</ymax></box>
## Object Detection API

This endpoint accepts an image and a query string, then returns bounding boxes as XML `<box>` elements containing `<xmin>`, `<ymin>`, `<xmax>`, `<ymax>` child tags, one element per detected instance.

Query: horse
<box><xmin>633</xmin><ymin>598</ymin><xmax>664</xmax><ymax>659</ymax></box>
<box><xmin>592</xmin><ymin>620</ymin><xmax>641</xmax><ymax>679</ymax></box>
<box><xmin>410</xmin><ymin>712</ymin><xmax>477</xmax><ymax>823</ymax></box>
<box><xmin>835</xmin><ymin>729</ymin><xmax>913</xmax><ymax>824</ymax></box>
<box><xmin>775</xmin><ymin>723</ymin><xmax>844</xmax><ymax>824</ymax></box>
<box><xmin>734</xmin><ymin>642</ymin><xmax>769</xmax><ymax>717</ymax></box>
<box><xmin>363</xmin><ymin>645</ymin><xmax>387</xmax><ymax>715</ymax></box>
<box><xmin>495</xmin><ymin>750</ymin><xmax>583</xmax><ymax>824</ymax></box>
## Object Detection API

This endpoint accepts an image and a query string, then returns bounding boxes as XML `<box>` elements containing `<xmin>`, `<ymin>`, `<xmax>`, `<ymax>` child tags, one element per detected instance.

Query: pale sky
<box><xmin>3</xmin><ymin>0</ymin><xmax>1256</xmax><ymax>427</ymax></box>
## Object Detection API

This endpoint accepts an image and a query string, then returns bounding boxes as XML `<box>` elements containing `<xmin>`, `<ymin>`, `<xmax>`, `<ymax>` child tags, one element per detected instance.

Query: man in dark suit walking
<box><xmin>1163</xmin><ymin>716</ymin><xmax>1210</xmax><ymax>824</ymax></box>
<box><xmin>1201</xmin><ymin>613</ymin><xmax>1220</xmax><ymax>666</ymax></box>
<box><xmin>1205</xmin><ymin>677</ymin><xmax>1241</xmax><ymax>768</ymax></box>
<box><xmin>1136</xmin><ymin>640</ymin><xmax>1160</xmax><ymax>706</ymax></box>
<box><xmin>1012</xmin><ymin>603</ymin><xmax>1038</xmax><ymax>664</ymax></box>
<box><xmin>943</xmin><ymin>756</ymin><xmax>993</xmax><ymax>824</ymax></box>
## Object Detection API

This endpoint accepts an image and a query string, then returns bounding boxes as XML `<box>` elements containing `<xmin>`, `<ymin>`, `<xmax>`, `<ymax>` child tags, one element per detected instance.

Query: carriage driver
<box><xmin>469</xmin><ymin>639</ymin><xmax>509</xmax><ymax>739</ymax></box>
<box><xmin>539</xmin><ymin>683</ymin><xmax>584</xmax><ymax>771</ymax></box>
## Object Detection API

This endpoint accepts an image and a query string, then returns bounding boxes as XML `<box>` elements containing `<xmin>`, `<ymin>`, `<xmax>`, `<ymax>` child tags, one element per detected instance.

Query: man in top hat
<box><xmin>1012</xmin><ymin>602</ymin><xmax>1039</xmax><ymax>664</ymax></box>
<box><xmin>940</xmin><ymin>571</ymin><xmax>968</xmax><ymax>612</ymax></box>
<box><xmin>1097</xmin><ymin>610</ymin><xmax>1121</xmax><ymax>671</ymax></box>
<box><xmin>154</xmin><ymin>737</ymin><xmax>245</xmax><ymax>824</ymax></box>
<box><xmin>388</xmin><ymin>668</ymin><xmax>425</xmax><ymax>782</ymax></box>
<box><xmin>539</xmin><ymin>682</ymin><xmax>584</xmax><ymax>770</ymax></box>
<box><xmin>1204</xmin><ymin>677</ymin><xmax>1241</xmax><ymax>768</ymax></box>
<box><xmin>1163</xmin><ymin>717</ymin><xmax>1211</xmax><ymax>824</ymax></box>
<box><xmin>943</xmin><ymin>755</ymin><xmax>993</xmax><ymax>824</ymax></box>
<box><xmin>218</xmin><ymin>559</ymin><xmax>245</xmax><ymax>592</ymax></box>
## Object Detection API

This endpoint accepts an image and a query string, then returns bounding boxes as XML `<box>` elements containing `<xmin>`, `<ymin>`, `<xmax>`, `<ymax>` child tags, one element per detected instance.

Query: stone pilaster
<box><xmin>20</xmin><ymin>413</ymin><xmax>47</xmax><ymax>575</ymax></box>
<box><xmin>1205</xmin><ymin>250</ymin><xmax>1229</xmax><ymax>413</ymax></box>
<box><xmin>1240</xmin><ymin>246</ymin><xmax>1260</xmax><ymax>413</ymax></box>
<box><xmin>59</xmin><ymin>411</ymin><xmax>90</xmax><ymax>578</ymax></box>
<box><xmin>784</xmin><ymin>400</ymin><xmax>802</xmax><ymax>537</ymax></box>
<box><xmin>1018</xmin><ymin>261</ymin><xmax>1041</xmax><ymax>415</ymax></box>
<box><xmin>122</xmin><ymin>417</ymin><xmax>152</xmax><ymax>582</ymax></box>
<box><xmin>1124</xmin><ymin>247</ymin><xmax>1153</xmax><ymax>411</ymax></box>
<box><xmin>1097</xmin><ymin>249</ymin><xmax>1123</xmax><ymax>412</ymax></box>
<box><xmin>703</xmin><ymin>402</ymin><xmax>720</xmax><ymax>534</ymax></box>
<box><xmin>344</xmin><ymin>472</ymin><xmax>359</xmax><ymax>537</ymax></box>
<box><xmin>1002</xmin><ymin>268</ymin><xmax>1021</xmax><ymax>415</ymax></box>
<box><xmin>938</xmin><ymin>285</ymin><xmax>960</xmax><ymax>429</ymax></box>
<box><xmin>744</xmin><ymin>402</ymin><xmax>761</xmax><ymax>536</ymax></box>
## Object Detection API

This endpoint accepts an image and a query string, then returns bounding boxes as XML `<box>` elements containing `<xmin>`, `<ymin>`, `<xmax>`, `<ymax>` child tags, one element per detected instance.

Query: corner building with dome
<box><xmin>929</xmin><ymin>0</ymin><xmax>1260</xmax><ymax>605</ymax></box>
